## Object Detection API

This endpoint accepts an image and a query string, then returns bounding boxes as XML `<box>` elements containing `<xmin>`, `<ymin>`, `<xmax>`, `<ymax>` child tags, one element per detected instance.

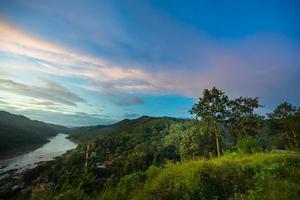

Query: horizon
<box><xmin>0</xmin><ymin>109</ymin><xmax>173</xmax><ymax>127</ymax></box>
<box><xmin>0</xmin><ymin>0</ymin><xmax>299</xmax><ymax>126</ymax></box>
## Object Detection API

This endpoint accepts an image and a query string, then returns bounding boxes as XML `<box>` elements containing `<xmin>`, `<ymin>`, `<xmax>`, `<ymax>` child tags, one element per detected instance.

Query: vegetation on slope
<box><xmin>99</xmin><ymin>153</ymin><xmax>300</xmax><ymax>200</ymax></box>
<box><xmin>68</xmin><ymin>116</ymin><xmax>183</xmax><ymax>142</ymax></box>
<box><xmin>0</xmin><ymin>111</ymin><xmax>68</xmax><ymax>155</ymax></box>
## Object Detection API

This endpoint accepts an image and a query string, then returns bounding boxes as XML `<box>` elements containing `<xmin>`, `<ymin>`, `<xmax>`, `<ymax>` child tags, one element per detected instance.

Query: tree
<box><xmin>227</xmin><ymin>97</ymin><xmax>263</xmax><ymax>140</ymax></box>
<box><xmin>179</xmin><ymin>122</ymin><xmax>214</xmax><ymax>159</ymax></box>
<box><xmin>267</xmin><ymin>102</ymin><xmax>297</xmax><ymax>119</ymax></box>
<box><xmin>267</xmin><ymin>102</ymin><xmax>300</xmax><ymax>151</ymax></box>
<box><xmin>190</xmin><ymin>87</ymin><xmax>229</xmax><ymax>157</ymax></box>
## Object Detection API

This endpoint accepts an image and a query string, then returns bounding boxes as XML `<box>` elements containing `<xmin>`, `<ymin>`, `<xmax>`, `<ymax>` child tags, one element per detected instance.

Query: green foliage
<box><xmin>29</xmin><ymin>184</ymin><xmax>90</xmax><ymax>200</ymax></box>
<box><xmin>190</xmin><ymin>87</ymin><xmax>263</xmax><ymax>157</ymax></box>
<box><xmin>99</xmin><ymin>171</ymin><xmax>146</xmax><ymax>200</ymax></box>
<box><xmin>179</xmin><ymin>122</ymin><xmax>214</xmax><ymax>159</ymax></box>
<box><xmin>30</xmin><ymin>191</ymin><xmax>55</xmax><ymax>200</ymax></box>
<box><xmin>267</xmin><ymin>102</ymin><xmax>300</xmax><ymax>150</ymax></box>
<box><xmin>123</xmin><ymin>144</ymin><xmax>154</xmax><ymax>172</ymax></box>
<box><xmin>69</xmin><ymin>116</ymin><xmax>180</xmax><ymax>142</ymax></box>
<box><xmin>227</xmin><ymin>97</ymin><xmax>263</xmax><ymax>139</ymax></box>
<box><xmin>97</xmin><ymin>153</ymin><xmax>300</xmax><ymax>200</ymax></box>
<box><xmin>267</xmin><ymin>102</ymin><xmax>298</xmax><ymax>119</ymax></box>
<box><xmin>191</xmin><ymin>87</ymin><xmax>229</xmax><ymax>157</ymax></box>
<box><xmin>57</xmin><ymin>184</ymin><xmax>90</xmax><ymax>200</ymax></box>
<box><xmin>237</xmin><ymin>138</ymin><xmax>261</xmax><ymax>154</ymax></box>
<box><xmin>261</xmin><ymin>179</ymin><xmax>300</xmax><ymax>200</ymax></box>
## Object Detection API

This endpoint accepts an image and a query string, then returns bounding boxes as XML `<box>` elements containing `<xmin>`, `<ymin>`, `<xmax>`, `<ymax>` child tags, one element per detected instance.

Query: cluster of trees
<box><xmin>162</xmin><ymin>87</ymin><xmax>300</xmax><ymax>160</ymax></box>
<box><xmin>190</xmin><ymin>87</ymin><xmax>262</xmax><ymax>157</ymax></box>
<box><xmin>268</xmin><ymin>102</ymin><xmax>300</xmax><ymax>151</ymax></box>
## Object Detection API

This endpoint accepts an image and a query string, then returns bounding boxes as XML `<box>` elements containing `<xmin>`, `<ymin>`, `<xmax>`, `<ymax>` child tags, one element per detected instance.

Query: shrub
<box><xmin>237</xmin><ymin>138</ymin><xmax>261</xmax><ymax>154</ymax></box>
<box><xmin>129</xmin><ymin>153</ymin><xmax>300</xmax><ymax>200</ymax></box>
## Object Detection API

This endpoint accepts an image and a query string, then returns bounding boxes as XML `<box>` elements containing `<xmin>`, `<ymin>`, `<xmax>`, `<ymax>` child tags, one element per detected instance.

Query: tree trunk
<box><xmin>213</xmin><ymin>121</ymin><xmax>221</xmax><ymax>157</ymax></box>
<box><xmin>286</xmin><ymin>132</ymin><xmax>295</xmax><ymax>151</ymax></box>
<box><xmin>85</xmin><ymin>144</ymin><xmax>90</xmax><ymax>172</ymax></box>
<box><xmin>215</xmin><ymin>134</ymin><xmax>221</xmax><ymax>157</ymax></box>
<box><xmin>292</xmin><ymin>130</ymin><xmax>297</xmax><ymax>150</ymax></box>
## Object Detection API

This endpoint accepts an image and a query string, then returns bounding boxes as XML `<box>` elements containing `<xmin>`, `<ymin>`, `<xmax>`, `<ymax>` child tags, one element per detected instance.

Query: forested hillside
<box><xmin>68</xmin><ymin>116</ymin><xmax>184</xmax><ymax>142</ymax></box>
<box><xmin>1</xmin><ymin>87</ymin><xmax>300</xmax><ymax>200</ymax></box>
<box><xmin>0</xmin><ymin>111</ymin><xmax>68</xmax><ymax>155</ymax></box>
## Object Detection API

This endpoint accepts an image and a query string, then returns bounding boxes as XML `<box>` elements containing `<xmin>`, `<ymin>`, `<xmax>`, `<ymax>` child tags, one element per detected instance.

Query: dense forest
<box><xmin>0</xmin><ymin>111</ymin><xmax>68</xmax><ymax>156</ymax></box>
<box><xmin>1</xmin><ymin>87</ymin><xmax>300</xmax><ymax>200</ymax></box>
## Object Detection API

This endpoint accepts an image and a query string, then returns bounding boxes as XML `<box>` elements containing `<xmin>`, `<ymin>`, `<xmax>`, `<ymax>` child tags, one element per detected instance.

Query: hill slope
<box><xmin>99</xmin><ymin>153</ymin><xmax>300</xmax><ymax>200</ymax></box>
<box><xmin>69</xmin><ymin>116</ymin><xmax>183</xmax><ymax>142</ymax></box>
<box><xmin>0</xmin><ymin>111</ymin><xmax>68</xmax><ymax>155</ymax></box>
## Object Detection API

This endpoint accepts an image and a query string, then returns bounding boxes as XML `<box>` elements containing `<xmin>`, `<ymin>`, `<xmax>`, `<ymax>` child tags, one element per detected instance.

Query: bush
<box><xmin>127</xmin><ymin>153</ymin><xmax>300</xmax><ymax>200</ymax></box>
<box><xmin>237</xmin><ymin>138</ymin><xmax>261</xmax><ymax>154</ymax></box>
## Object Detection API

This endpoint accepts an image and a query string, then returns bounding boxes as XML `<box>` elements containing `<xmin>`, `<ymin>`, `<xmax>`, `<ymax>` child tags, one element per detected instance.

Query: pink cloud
<box><xmin>1</xmin><ymin>20</ymin><xmax>299</xmax><ymax>103</ymax></box>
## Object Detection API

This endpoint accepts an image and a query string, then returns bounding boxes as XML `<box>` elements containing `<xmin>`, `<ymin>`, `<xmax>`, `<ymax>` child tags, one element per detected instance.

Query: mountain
<box><xmin>0</xmin><ymin>111</ymin><xmax>69</xmax><ymax>156</ymax></box>
<box><xmin>69</xmin><ymin>116</ymin><xmax>183</xmax><ymax>142</ymax></box>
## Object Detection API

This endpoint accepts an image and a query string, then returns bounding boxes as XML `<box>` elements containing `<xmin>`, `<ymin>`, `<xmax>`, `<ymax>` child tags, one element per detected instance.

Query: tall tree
<box><xmin>267</xmin><ymin>102</ymin><xmax>298</xmax><ymax>119</ymax></box>
<box><xmin>267</xmin><ymin>102</ymin><xmax>300</xmax><ymax>151</ymax></box>
<box><xmin>227</xmin><ymin>97</ymin><xmax>263</xmax><ymax>140</ymax></box>
<box><xmin>190</xmin><ymin>87</ymin><xmax>229</xmax><ymax>157</ymax></box>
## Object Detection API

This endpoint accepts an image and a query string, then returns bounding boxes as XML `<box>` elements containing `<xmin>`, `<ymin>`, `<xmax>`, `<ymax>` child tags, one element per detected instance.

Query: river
<box><xmin>0</xmin><ymin>133</ymin><xmax>77</xmax><ymax>179</ymax></box>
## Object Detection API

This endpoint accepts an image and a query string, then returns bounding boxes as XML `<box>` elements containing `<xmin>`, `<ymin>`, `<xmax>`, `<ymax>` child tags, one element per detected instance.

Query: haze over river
<box><xmin>0</xmin><ymin>133</ymin><xmax>77</xmax><ymax>179</ymax></box>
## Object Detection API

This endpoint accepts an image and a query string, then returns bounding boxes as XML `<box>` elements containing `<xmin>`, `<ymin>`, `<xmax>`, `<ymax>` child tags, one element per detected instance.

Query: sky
<box><xmin>0</xmin><ymin>0</ymin><xmax>299</xmax><ymax>126</ymax></box>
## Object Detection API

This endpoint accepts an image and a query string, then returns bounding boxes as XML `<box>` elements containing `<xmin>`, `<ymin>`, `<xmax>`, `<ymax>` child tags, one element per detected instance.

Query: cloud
<box><xmin>88</xmin><ymin>78</ymin><xmax>156</xmax><ymax>94</ymax></box>
<box><xmin>0</xmin><ymin>78</ymin><xmax>85</xmax><ymax>106</ymax></box>
<box><xmin>136</xmin><ymin>34</ymin><xmax>300</xmax><ymax>103</ymax></box>
<box><xmin>31</xmin><ymin>100</ymin><xmax>57</xmax><ymax>106</ymax></box>
<box><xmin>84</xmin><ymin>79</ymin><xmax>146</xmax><ymax>107</ymax></box>
<box><xmin>0</xmin><ymin>99</ymin><xmax>8</xmax><ymax>105</ymax></box>
<box><xmin>114</xmin><ymin>96</ymin><xmax>144</xmax><ymax>107</ymax></box>
<box><xmin>175</xmin><ymin>106</ymin><xmax>190</xmax><ymax>115</ymax></box>
<box><xmin>123</xmin><ymin>113</ymin><xmax>139</xmax><ymax>118</ymax></box>
<box><xmin>0</xmin><ymin>20</ymin><xmax>174</xmax><ymax>112</ymax></box>
<box><xmin>0</xmin><ymin>21</ymin><xmax>153</xmax><ymax>88</ymax></box>
<box><xmin>1</xmin><ymin>18</ymin><xmax>299</xmax><ymax>116</ymax></box>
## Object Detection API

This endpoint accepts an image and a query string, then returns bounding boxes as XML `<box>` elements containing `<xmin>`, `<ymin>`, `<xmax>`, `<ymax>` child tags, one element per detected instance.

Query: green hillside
<box><xmin>99</xmin><ymin>153</ymin><xmax>300</xmax><ymax>200</ymax></box>
<box><xmin>68</xmin><ymin>116</ymin><xmax>183</xmax><ymax>142</ymax></box>
<box><xmin>0</xmin><ymin>111</ymin><xmax>68</xmax><ymax>155</ymax></box>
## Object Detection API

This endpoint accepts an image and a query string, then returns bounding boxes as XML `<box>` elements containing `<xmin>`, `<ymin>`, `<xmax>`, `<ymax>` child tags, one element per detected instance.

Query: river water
<box><xmin>0</xmin><ymin>133</ymin><xmax>77</xmax><ymax>179</ymax></box>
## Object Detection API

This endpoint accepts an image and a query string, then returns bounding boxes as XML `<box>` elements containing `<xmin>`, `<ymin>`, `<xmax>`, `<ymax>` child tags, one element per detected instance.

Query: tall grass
<box><xmin>99</xmin><ymin>153</ymin><xmax>300</xmax><ymax>200</ymax></box>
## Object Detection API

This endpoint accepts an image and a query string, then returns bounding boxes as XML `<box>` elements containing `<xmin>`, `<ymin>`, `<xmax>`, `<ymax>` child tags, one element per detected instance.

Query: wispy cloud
<box><xmin>114</xmin><ymin>96</ymin><xmax>144</xmax><ymax>107</ymax></box>
<box><xmin>0</xmin><ymin>78</ymin><xmax>85</xmax><ymax>106</ymax></box>
<box><xmin>123</xmin><ymin>113</ymin><xmax>139</xmax><ymax>118</ymax></box>
<box><xmin>0</xmin><ymin>21</ymin><xmax>156</xmax><ymax>92</ymax></box>
<box><xmin>1</xmin><ymin>20</ymin><xmax>299</xmax><ymax>106</ymax></box>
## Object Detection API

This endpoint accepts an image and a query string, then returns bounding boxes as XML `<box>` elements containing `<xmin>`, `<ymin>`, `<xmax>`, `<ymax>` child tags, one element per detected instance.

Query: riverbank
<box><xmin>0</xmin><ymin>134</ymin><xmax>77</xmax><ymax>178</ymax></box>
<box><xmin>0</xmin><ymin>133</ymin><xmax>77</xmax><ymax>197</ymax></box>
<box><xmin>0</xmin><ymin>140</ymin><xmax>50</xmax><ymax>161</ymax></box>
<box><xmin>66</xmin><ymin>135</ymin><xmax>81</xmax><ymax>145</ymax></box>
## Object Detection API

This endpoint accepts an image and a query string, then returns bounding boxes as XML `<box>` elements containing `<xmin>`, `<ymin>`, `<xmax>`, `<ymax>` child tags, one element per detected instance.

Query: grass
<box><xmin>100</xmin><ymin>152</ymin><xmax>300</xmax><ymax>200</ymax></box>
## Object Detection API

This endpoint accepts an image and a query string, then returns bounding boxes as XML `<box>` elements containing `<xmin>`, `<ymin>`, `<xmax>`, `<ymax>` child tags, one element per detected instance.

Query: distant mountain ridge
<box><xmin>0</xmin><ymin>111</ymin><xmax>69</xmax><ymax>156</ymax></box>
<box><xmin>69</xmin><ymin>116</ymin><xmax>183</xmax><ymax>142</ymax></box>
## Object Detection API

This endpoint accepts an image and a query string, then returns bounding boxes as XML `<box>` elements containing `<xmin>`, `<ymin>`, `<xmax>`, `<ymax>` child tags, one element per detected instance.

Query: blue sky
<box><xmin>0</xmin><ymin>0</ymin><xmax>299</xmax><ymax>126</ymax></box>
